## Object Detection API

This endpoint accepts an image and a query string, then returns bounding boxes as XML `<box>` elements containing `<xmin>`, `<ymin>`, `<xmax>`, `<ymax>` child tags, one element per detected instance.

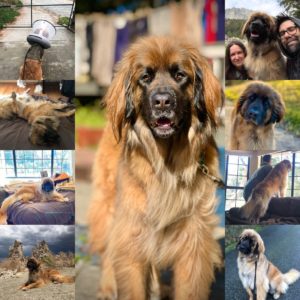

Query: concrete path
<box><xmin>0</xmin><ymin>1</ymin><xmax>74</xmax><ymax>80</ymax></box>
<box><xmin>225</xmin><ymin>225</ymin><xmax>300</xmax><ymax>299</ymax></box>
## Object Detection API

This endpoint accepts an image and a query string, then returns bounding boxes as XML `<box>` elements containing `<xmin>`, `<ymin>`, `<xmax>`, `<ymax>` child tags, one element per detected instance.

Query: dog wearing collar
<box><xmin>237</xmin><ymin>229</ymin><xmax>299</xmax><ymax>300</ymax></box>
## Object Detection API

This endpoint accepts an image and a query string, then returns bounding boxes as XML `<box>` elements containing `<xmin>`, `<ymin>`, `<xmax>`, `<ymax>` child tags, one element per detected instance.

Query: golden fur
<box><xmin>19</xmin><ymin>44</ymin><xmax>44</xmax><ymax>81</ymax></box>
<box><xmin>0</xmin><ymin>178</ymin><xmax>68</xmax><ymax>224</ymax></box>
<box><xmin>0</xmin><ymin>91</ymin><xmax>75</xmax><ymax>145</ymax></box>
<box><xmin>230</xmin><ymin>82</ymin><xmax>285</xmax><ymax>150</ymax></box>
<box><xmin>237</xmin><ymin>229</ymin><xmax>300</xmax><ymax>300</ymax></box>
<box><xmin>20</xmin><ymin>257</ymin><xmax>74</xmax><ymax>291</ymax></box>
<box><xmin>240</xmin><ymin>160</ymin><xmax>291</xmax><ymax>223</ymax></box>
<box><xmin>242</xmin><ymin>12</ymin><xmax>286</xmax><ymax>80</ymax></box>
<box><xmin>88</xmin><ymin>36</ymin><xmax>223</xmax><ymax>299</ymax></box>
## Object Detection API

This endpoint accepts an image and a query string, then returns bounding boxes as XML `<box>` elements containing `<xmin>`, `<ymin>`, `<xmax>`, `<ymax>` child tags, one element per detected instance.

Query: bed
<box><xmin>3</xmin><ymin>189</ymin><xmax>75</xmax><ymax>225</ymax></box>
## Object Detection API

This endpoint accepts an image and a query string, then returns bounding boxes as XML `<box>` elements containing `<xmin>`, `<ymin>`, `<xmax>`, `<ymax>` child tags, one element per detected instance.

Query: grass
<box><xmin>76</xmin><ymin>106</ymin><xmax>107</xmax><ymax>128</ymax></box>
<box><xmin>0</xmin><ymin>7</ymin><xmax>20</xmax><ymax>29</ymax></box>
<box><xmin>58</xmin><ymin>16</ymin><xmax>69</xmax><ymax>26</ymax></box>
<box><xmin>225</xmin><ymin>80</ymin><xmax>300</xmax><ymax>136</ymax></box>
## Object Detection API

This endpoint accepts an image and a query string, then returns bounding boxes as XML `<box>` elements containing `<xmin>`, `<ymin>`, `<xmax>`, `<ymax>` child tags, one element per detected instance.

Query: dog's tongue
<box><xmin>251</xmin><ymin>32</ymin><xmax>259</xmax><ymax>37</ymax></box>
<box><xmin>156</xmin><ymin>117</ymin><xmax>171</xmax><ymax>128</ymax></box>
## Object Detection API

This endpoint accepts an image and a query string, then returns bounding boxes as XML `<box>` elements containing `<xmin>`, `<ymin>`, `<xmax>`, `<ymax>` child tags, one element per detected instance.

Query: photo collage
<box><xmin>0</xmin><ymin>0</ymin><xmax>300</xmax><ymax>299</ymax></box>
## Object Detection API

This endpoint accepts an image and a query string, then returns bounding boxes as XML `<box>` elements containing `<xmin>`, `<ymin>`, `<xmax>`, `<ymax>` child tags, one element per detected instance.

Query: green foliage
<box><xmin>58</xmin><ymin>16</ymin><xmax>69</xmax><ymax>26</ymax></box>
<box><xmin>76</xmin><ymin>105</ymin><xmax>106</xmax><ymax>128</ymax></box>
<box><xmin>225</xmin><ymin>80</ymin><xmax>300</xmax><ymax>136</ymax></box>
<box><xmin>279</xmin><ymin>0</ymin><xmax>300</xmax><ymax>18</ymax></box>
<box><xmin>225</xmin><ymin>19</ymin><xmax>245</xmax><ymax>38</ymax></box>
<box><xmin>0</xmin><ymin>7</ymin><xmax>20</xmax><ymax>29</ymax></box>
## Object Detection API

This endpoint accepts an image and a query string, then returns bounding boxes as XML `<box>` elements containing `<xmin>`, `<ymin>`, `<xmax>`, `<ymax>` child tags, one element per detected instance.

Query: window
<box><xmin>270</xmin><ymin>152</ymin><xmax>293</xmax><ymax>197</ymax></box>
<box><xmin>225</xmin><ymin>155</ymin><xmax>249</xmax><ymax>210</ymax></box>
<box><xmin>0</xmin><ymin>150</ymin><xmax>73</xmax><ymax>179</ymax></box>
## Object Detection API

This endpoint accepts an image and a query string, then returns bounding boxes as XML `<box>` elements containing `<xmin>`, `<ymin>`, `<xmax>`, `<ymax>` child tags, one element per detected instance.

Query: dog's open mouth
<box><xmin>153</xmin><ymin>116</ymin><xmax>176</xmax><ymax>138</ymax></box>
<box><xmin>250</xmin><ymin>31</ymin><xmax>260</xmax><ymax>38</ymax></box>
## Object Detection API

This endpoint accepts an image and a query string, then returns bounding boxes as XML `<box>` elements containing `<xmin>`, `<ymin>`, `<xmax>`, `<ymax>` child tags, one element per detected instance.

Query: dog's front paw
<box><xmin>21</xmin><ymin>287</ymin><xmax>28</xmax><ymax>291</ymax></box>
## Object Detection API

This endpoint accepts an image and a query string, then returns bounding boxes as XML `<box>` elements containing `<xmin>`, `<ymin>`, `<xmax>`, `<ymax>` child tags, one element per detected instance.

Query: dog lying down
<box><xmin>0</xmin><ymin>90</ymin><xmax>75</xmax><ymax>146</ymax></box>
<box><xmin>0</xmin><ymin>178</ymin><xmax>69</xmax><ymax>224</ymax></box>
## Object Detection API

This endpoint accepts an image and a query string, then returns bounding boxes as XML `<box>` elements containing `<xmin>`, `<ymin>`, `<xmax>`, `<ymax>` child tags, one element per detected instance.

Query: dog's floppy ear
<box><xmin>189</xmin><ymin>48</ymin><xmax>223</xmax><ymax>128</ymax></box>
<box><xmin>241</xmin><ymin>16</ymin><xmax>251</xmax><ymax>37</ymax></box>
<box><xmin>105</xmin><ymin>60</ymin><xmax>136</xmax><ymax>142</ymax></box>
<box><xmin>267</xmin><ymin>91</ymin><xmax>285</xmax><ymax>124</ymax></box>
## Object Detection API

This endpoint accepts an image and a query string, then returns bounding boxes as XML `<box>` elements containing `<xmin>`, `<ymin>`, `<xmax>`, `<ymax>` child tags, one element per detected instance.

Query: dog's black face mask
<box><xmin>246</xmin><ymin>18</ymin><xmax>270</xmax><ymax>44</ymax></box>
<box><xmin>41</xmin><ymin>178</ymin><xmax>55</xmax><ymax>193</ymax></box>
<box><xmin>236</xmin><ymin>236</ymin><xmax>257</xmax><ymax>255</ymax></box>
<box><xmin>27</xmin><ymin>258</ymin><xmax>39</xmax><ymax>271</ymax></box>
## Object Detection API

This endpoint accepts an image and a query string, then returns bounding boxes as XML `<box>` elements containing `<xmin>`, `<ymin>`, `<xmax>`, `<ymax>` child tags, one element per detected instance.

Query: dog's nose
<box><xmin>248</xmin><ymin>107</ymin><xmax>259</xmax><ymax>119</ymax></box>
<box><xmin>151</xmin><ymin>93</ymin><xmax>174</xmax><ymax>110</ymax></box>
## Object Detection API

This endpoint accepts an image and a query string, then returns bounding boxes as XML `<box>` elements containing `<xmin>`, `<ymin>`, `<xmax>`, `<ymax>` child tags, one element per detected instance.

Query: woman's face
<box><xmin>229</xmin><ymin>44</ymin><xmax>245</xmax><ymax>69</ymax></box>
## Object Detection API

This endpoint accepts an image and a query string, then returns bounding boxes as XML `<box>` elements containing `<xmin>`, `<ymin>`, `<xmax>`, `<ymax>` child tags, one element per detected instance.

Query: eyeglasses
<box><xmin>278</xmin><ymin>25</ymin><xmax>298</xmax><ymax>38</ymax></box>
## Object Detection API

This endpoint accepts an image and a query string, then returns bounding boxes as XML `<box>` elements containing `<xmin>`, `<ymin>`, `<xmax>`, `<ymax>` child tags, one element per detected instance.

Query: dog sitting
<box><xmin>0</xmin><ymin>178</ymin><xmax>68</xmax><ymax>224</ymax></box>
<box><xmin>0</xmin><ymin>91</ymin><xmax>75</xmax><ymax>145</ymax></box>
<box><xmin>237</xmin><ymin>229</ymin><xmax>300</xmax><ymax>299</ymax></box>
<box><xmin>18</xmin><ymin>43</ymin><xmax>44</xmax><ymax>88</ymax></box>
<box><xmin>20</xmin><ymin>257</ymin><xmax>74</xmax><ymax>291</ymax></box>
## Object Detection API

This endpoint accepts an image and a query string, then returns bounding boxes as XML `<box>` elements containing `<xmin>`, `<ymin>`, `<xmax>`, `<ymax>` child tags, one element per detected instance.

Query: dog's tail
<box><xmin>283</xmin><ymin>269</ymin><xmax>300</xmax><ymax>285</ymax></box>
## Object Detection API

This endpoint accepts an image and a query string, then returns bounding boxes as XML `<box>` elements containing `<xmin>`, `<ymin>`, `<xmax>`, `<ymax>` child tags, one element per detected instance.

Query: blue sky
<box><xmin>225</xmin><ymin>0</ymin><xmax>284</xmax><ymax>16</ymax></box>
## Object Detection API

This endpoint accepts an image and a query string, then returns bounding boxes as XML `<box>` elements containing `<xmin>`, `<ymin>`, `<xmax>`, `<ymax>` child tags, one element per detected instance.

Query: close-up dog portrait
<box><xmin>236</xmin><ymin>229</ymin><xmax>300</xmax><ymax>300</ymax></box>
<box><xmin>20</xmin><ymin>257</ymin><xmax>74</xmax><ymax>291</ymax></box>
<box><xmin>242</xmin><ymin>12</ymin><xmax>286</xmax><ymax>80</ymax></box>
<box><xmin>239</xmin><ymin>160</ymin><xmax>291</xmax><ymax>223</ymax></box>
<box><xmin>87</xmin><ymin>36</ymin><xmax>224</xmax><ymax>300</ymax></box>
<box><xmin>230</xmin><ymin>81</ymin><xmax>285</xmax><ymax>151</ymax></box>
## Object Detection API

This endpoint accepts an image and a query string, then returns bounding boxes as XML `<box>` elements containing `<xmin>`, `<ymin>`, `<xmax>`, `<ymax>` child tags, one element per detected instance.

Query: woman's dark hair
<box><xmin>225</xmin><ymin>39</ymin><xmax>249</xmax><ymax>80</ymax></box>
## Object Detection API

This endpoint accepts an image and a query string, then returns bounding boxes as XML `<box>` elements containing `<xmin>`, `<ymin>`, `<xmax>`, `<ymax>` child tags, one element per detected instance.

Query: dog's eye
<box><xmin>141</xmin><ymin>73</ymin><xmax>152</xmax><ymax>84</ymax></box>
<box><xmin>174</xmin><ymin>71</ymin><xmax>186</xmax><ymax>82</ymax></box>
<box><xmin>249</xmin><ymin>94</ymin><xmax>256</xmax><ymax>101</ymax></box>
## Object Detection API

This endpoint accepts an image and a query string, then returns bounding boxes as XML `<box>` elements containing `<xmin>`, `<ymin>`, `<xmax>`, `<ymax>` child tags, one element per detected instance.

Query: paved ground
<box><xmin>225</xmin><ymin>103</ymin><xmax>300</xmax><ymax>150</ymax></box>
<box><xmin>225</xmin><ymin>225</ymin><xmax>300</xmax><ymax>300</ymax></box>
<box><xmin>0</xmin><ymin>267</ymin><xmax>75</xmax><ymax>300</ymax></box>
<box><xmin>0</xmin><ymin>1</ymin><xmax>74</xmax><ymax>80</ymax></box>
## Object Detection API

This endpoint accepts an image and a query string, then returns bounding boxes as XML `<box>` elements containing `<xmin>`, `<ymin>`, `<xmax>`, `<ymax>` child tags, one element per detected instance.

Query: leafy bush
<box><xmin>0</xmin><ymin>7</ymin><xmax>20</xmax><ymax>29</ymax></box>
<box><xmin>58</xmin><ymin>16</ymin><xmax>69</xmax><ymax>26</ymax></box>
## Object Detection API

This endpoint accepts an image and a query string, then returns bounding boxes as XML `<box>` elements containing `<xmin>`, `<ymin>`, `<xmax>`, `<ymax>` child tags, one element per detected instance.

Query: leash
<box><xmin>198</xmin><ymin>162</ymin><xmax>225</xmax><ymax>189</ymax></box>
<box><xmin>252</xmin><ymin>255</ymin><xmax>259</xmax><ymax>300</ymax></box>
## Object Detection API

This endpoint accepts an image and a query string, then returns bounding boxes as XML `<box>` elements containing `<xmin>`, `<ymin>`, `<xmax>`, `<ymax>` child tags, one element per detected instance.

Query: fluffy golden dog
<box><xmin>0</xmin><ymin>178</ymin><xmax>68</xmax><ymax>224</ymax></box>
<box><xmin>88</xmin><ymin>36</ymin><xmax>224</xmax><ymax>299</ymax></box>
<box><xmin>230</xmin><ymin>82</ymin><xmax>285</xmax><ymax>150</ymax></box>
<box><xmin>0</xmin><ymin>91</ymin><xmax>75</xmax><ymax>145</ymax></box>
<box><xmin>19</xmin><ymin>44</ymin><xmax>44</xmax><ymax>82</ymax></box>
<box><xmin>237</xmin><ymin>229</ymin><xmax>300</xmax><ymax>300</ymax></box>
<box><xmin>242</xmin><ymin>12</ymin><xmax>286</xmax><ymax>80</ymax></box>
<box><xmin>20</xmin><ymin>257</ymin><xmax>74</xmax><ymax>291</ymax></box>
<box><xmin>240</xmin><ymin>160</ymin><xmax>291</xmax><ymax>223</ymax></box>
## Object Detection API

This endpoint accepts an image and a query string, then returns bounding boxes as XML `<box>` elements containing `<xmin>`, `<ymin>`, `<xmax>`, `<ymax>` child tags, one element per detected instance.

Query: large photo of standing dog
<box><xmin>88</xmin><ymin>36</ymin><xmax>224</xmax><ymax>299</ymax></box>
